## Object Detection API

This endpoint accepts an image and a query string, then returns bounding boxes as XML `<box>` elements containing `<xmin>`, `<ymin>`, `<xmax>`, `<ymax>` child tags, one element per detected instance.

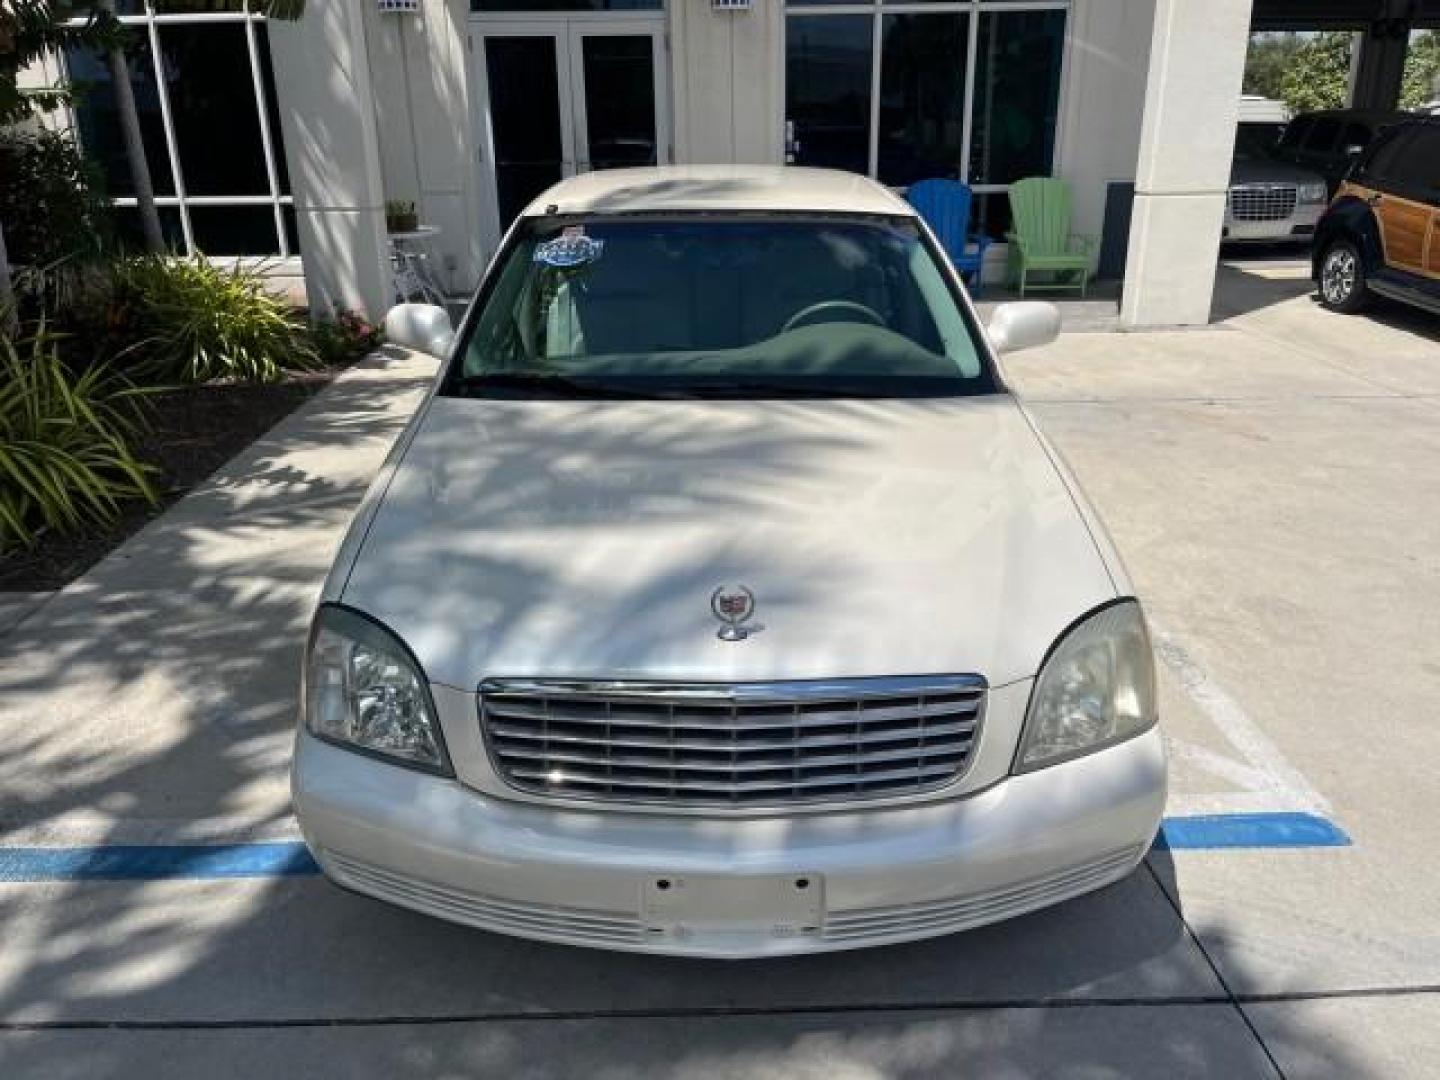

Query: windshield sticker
<box><xmin>535</xmin><ymin>227</ymin><xmax>604</xmax><ymax>269</ymax></box>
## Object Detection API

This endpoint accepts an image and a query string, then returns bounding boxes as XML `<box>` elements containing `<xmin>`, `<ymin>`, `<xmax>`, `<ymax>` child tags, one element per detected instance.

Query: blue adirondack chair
<box><xmin>905</xmin><ymin>179</ymin><xmax>992</xmax><ymax>297</ymax></box>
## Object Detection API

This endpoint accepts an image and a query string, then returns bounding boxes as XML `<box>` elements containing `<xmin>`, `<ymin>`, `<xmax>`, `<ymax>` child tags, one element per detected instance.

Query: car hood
<box><xmin>341</xmin><ymin>394</ymin><xmax>1118</xmax><ymax>688</ymax></box>
<box><xmin>1230</xmin><ymin>156</ymin><xmax>1323</xmax><ymax>185</ymax></box>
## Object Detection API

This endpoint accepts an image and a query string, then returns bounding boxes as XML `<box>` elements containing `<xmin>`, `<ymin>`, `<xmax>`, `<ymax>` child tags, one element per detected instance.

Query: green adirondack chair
<box><xmin>1005</xmin><ymin>178</ymin><xmax>1098</xmax><ymax>297</ymax></box>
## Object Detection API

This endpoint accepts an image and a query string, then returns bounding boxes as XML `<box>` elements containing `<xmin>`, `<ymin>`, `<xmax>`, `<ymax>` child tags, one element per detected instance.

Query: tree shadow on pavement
<box><xmin>0</xmin><ymin>852</ymin><xmax>1374</xmax><ymax>1078</ymax></box>
<box><xmin>0</xmin><ymin>348</ymin><xmax>1375</xmax><ymax>1078</ymax></box>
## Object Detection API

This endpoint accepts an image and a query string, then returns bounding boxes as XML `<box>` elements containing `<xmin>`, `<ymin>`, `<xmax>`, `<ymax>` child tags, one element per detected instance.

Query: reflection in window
<box><xmin>63</xmin><ymin>11</ymin><xmax>291</xmax><ymax>256</ymax></box>
<box><xmin>65</xmin><ymin>42</ymin><xmax>175</xmax><ymax>196</ymax></box>
<box><xmin>161</xmin><ymin>25</ymin><xmax>269</xmax><ymax>197</ymax></box>
<box><xmin>969</xmin><ymin>10</ymin><xmax>1065</xmax><ymax>185</ymax></box>
<box><xmin>784</xmin><ymin>3</ymin><xmax>1069</xmax><ymax>206</ymax></box>
<box><xmin>110</xmin><ymin>205</ymin><xmax>185</xmax><ymax>250</ymax></box>
<box><xmin>188</xmin><ymin>205</ymin><xmax>282</xmax><ymax>256</ymax></box>
<box><xmin>970</xmin><ymin>190</ymin><xmax>1012</xmax><ymax>243</ymax></box>
<box><xmin>580</xmin><ymin>36</ymin><xmax>658</xmax><ymax>170</ymax></box>
<box><xmin>786</xmin><ymin>15</ymin><xmax>874</xmax><ymax>175</ymax></box>
<box><xmin>486</xmin><ymin>35</ymin><xmax>566</xmax><ymax>228</ymax></box>
<box><xmin>877</xmin><ymin>13</ymin><xmax>969</xmax><ymax>187</ymax></box>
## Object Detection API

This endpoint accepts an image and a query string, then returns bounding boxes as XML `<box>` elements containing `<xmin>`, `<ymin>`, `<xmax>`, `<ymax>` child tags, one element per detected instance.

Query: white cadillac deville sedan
<box><xmin>293</xmin><ymin>165</ymin><xmax>1166</xmax><ymax>958</ymax></box>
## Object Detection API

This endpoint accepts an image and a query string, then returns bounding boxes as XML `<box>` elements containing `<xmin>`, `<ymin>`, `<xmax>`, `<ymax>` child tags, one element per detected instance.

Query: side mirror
<box><xmin>384</xmin><ymin>303</ymin><xmax>454</xmax><ymax>359</ymax></box>
<box><xmin>986</xmin><ymin>301</ymin><xmax>1061</xmax><ymax>355</ymax></box>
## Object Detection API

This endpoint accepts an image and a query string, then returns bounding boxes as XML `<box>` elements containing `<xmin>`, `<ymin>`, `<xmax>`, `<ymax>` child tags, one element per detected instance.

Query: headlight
<box><xmin>1014</xmin><ymin>600</ymin><xmax>1157</xmax><ymax>772</ymax></box>
<box><xmin>304</xmin><ymin>604</ymin><xmax>452</xmax><ymax>775</ymax></box>
<box><xmin>1299</xmin><ymin>181</ymin><xmax>1327</xmax><ymax>204</ymax></box>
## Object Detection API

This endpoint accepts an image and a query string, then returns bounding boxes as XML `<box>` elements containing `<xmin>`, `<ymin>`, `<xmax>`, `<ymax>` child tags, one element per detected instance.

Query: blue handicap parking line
<box><xmin>0</xmin><ymin>842</ymin><xmax>319</xmax><ymax>882</ymax></box>
<box><xmin>1158</xmin><ymin>812</ymin><xmax>1350</xmax><ymax>850</ymax></box>
<box><xmin>0</xmin><ymin>812</ymin><xmax>1349</xmax><ymax>883</ymax></box>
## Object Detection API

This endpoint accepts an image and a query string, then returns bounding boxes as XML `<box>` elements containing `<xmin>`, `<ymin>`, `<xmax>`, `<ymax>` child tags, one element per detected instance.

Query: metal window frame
<box><xmin>783</xmin><ymin>0</ymin><xmax>1071</xmax><ymax>191</ymax></box>
<box><xmin>465</xmin><ymin>11</ymin><xmax>672</xmax><ymax>258</ymax></box>
<box><xmin>62</xmin><ymin>1</ymin><xmax>291</xmax><ymax>257</ymax></box>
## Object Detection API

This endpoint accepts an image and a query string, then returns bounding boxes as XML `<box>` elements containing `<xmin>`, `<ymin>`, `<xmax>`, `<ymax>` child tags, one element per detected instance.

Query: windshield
<box><xmin>1235</xmin><ymin>122</ymin><xmax>1284</xmax><ymax>160</ymax></box>
<box><xmin>443</xmin><ymin>215</ymin><xmax>994</xmax><ymax>399</ymax></box>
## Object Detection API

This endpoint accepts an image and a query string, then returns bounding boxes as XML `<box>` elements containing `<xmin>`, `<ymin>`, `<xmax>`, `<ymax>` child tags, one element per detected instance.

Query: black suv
<box><xmin>1274</xmin><ymin>109</ymin><xmax>1415</xmax><ymax>195</ymax></box>
<box><xmin>1312</xmin><ymin>117</ymin><xmax>1440</xmax><ymax>316</ymax></box>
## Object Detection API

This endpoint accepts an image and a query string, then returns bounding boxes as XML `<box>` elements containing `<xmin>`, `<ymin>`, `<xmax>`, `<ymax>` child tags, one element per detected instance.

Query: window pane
<box><xmin>971</xmin><ymin>190</ymin><xmax>1012</xmax><ymax>243</ymax></box>
<box><xmin>1363</xmin><ymin>128</ymin><xmax>1414</xmax><ymax>183</ymax></box>
<box><xmin>108</xmin><ymin>206</ymin><xmax>185</xmax><ymax>252</ymax></box>
<box><xmin>456</xmin><ymin>218</ymin><xmax>988</xmax><ymax>390</ymax></box>
<box><xmin>151</xmin><ymin>1</ymin><xmax>244</xmax><ymax>9</ymax></box>
<box><xmin>65</xmin><ymin>42</ymin><xmax>175</xmax><ymax>197</ymax></box>
<box><xmin>1339</xmin><ymin>122</ymin><xmax>1370</xmax><ymax>151</ymax></box>
<box><xmin>486</xmin><ymin>36</ymin><xmax>566</xmax><ymax>228</ymax></box>
<box><xmin>471</xmin><ymin>0</ymin><xmax>660</xmax><ymax>10</ymax></box>
<box><xmin>1384</xmin><ymin>129</ymin><xmax>1440</xmax><ymax>190</ymax></box>
<box><xmin>786</xmin><ymin>15</ymin><xmax>874</xmax><ymax>175</ymax></box>
<box><xmin>159</xmin><ymin>24</ymin><xmax>268</xmax><ymax>196</ymax></box>
<box><xmin>969</xmin><ymin>10</ymin><xmax>1065</xmax><ymax>185</ymax></box>
<box><xmin>1303</xmin><ymin>117</ymin><xmax>1340</xmax><ymax>152</ymax></box>
<box><xmin>283</xmin><ymin>204</ymin><xmax>299</xmax><ymax>256</ymax></box>
<box><xmin>1279</xmin><ymin>117</ymin><xmax>1311</xmax><ymax>149</ymax></box>
<box><xmin>877</xmin><ymin>13</ymin><xmax>968</xmax><ymax>187</ymax></box>
<box><xmin>580</xmin><ymin>35</ymin><xmax>658</xmax><ymax>170</ymax></box>
<box><xmin>258</xmin><ymin>26</ymin><xmax>290</xmax><ymax>195</ymax></box>
<box><xmin>188</xmin><ymin>205</ymin><xmax>282</xmax><ymax>255</ymax></box>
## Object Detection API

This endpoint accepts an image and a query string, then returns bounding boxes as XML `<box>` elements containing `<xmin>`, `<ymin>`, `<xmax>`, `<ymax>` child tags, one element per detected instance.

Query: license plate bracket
<box><xmin>640</xmin><ymin>872</ymin><xmax>824</xmax><ymax>939</ymax></box>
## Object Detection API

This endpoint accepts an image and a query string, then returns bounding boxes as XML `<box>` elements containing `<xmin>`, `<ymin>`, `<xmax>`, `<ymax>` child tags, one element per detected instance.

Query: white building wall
<box><xmin>671</xmin><ymin>1</ymin><xmax>785</xmax><ymax>166</ymax></box>
<box><xmin>1053</xmin><ymin>0</ymin><xmax>1156</xmax><ymax>247</ymax></box>
<box><xmin>270</xmin><ymin>0</ymin><xmax>1244</xmax><ymax>323</ymax></box>
<box><xmin>269</xmin><ymin>0</ymin><xmax>392</xmax><ymax>319</ymax></box>
<box><xmin>362</xmin><ymin>0</ymin><xmax>486</xmax><ymax>296</ymax></box>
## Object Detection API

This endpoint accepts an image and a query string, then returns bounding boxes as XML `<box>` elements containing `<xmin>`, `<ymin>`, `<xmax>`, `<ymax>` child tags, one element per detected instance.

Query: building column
<box><xmin>362</xmin><ymin>0</ymin><xmax>484</xmax><ymax>296</ymax></box>
<box><xmin>268</xmin><ymin>0</ymin><xmax>391</xmax><ymax>320</ymax></box>
<box><xmin>1350</xmin><ymin>19</ymin><xmax>1412</xmax><ymax>111</ymax></box>
<box><xmin>670</xmin><ymin>0</ymin><xmax>784</xmax><ymax>165</ymax></box>
<box><xmin>1119</xmin><ymin>0</ymin><xmax>1253</xmax><ymax>328</ymax></box>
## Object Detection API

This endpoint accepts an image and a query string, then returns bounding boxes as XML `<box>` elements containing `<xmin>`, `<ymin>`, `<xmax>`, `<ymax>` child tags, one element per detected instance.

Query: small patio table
<box><xmin>389</xmin><ymin>225</ymin><xmax>445</xmax><ymax>305</ymax></box>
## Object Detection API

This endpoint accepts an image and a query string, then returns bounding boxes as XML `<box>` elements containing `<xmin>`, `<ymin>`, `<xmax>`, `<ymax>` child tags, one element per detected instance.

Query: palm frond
<box><xmin>0</xmin><ymin>331</ymin><xmax>158</xmax><ymax>550</ymax></box>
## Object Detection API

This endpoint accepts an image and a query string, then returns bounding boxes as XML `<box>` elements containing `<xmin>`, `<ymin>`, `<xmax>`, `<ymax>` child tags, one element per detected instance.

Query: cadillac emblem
<box><xmin>710</xmin><ymin>585</ymin><xmax>761</xmax><ymax>642</ymax></box>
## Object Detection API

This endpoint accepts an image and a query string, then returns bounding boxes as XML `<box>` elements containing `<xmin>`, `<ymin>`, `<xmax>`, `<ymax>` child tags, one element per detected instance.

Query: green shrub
<box><xmin>0</xmin><ymin>128</ymin><xmax>112</xmax><ymax>322</ymax></box>
<box><xmin>0</xmin><ymin>128</ymin><xmax>110</xmax><ymax>268</ymax></box>
<box><xmin>308</xmin><ymin>309</ymin><xmax>383</xmax><ymax>368</ymax></box>
<box><xmin>110</xmin><ymin>256</ymin><xmax>319</xmax><ymax>384</ymax></box>
<box><xmin>0</xmin><ymin>330</ymin><xmax>157</xmax><ymax>551</ymax></box>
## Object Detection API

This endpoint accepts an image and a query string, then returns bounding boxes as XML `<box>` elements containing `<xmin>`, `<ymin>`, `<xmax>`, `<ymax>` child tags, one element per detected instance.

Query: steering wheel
<box><xmin>779</xmin><ymin>299</ymin><xmax>886</xmax><ymax>335</ymax></box>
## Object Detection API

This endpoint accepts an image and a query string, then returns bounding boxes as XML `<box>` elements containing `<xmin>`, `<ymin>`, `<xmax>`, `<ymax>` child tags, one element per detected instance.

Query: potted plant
<box><xmin>385</xmin><ymin>200</ymin><xmax>419</xmax><ymax>234</ymax></box>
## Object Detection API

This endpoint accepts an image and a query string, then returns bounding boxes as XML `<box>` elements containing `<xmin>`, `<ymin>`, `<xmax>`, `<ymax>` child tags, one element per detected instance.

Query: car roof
<box><xmin>1289</xmin><ymin>108</ymin><xmax>1417</xmax><ymax>124</ymax></box>
<box><xmin>518</xmin><ymin>166</ymin><xmax>916</xmax><ymax>219</ymax></box>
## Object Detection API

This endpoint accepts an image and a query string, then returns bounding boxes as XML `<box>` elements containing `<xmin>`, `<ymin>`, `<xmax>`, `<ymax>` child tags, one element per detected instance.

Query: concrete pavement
<box><xmin>2</xmin><ymin>261</ymin><xmax>1439</xmax><ymax>1076</ymax></box>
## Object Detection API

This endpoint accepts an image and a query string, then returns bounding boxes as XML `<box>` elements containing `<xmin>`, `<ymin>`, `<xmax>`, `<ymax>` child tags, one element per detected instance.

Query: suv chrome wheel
<box><xmin>1319</xmin><ymin>241</ymin><xmax>1368</xmax><ymax>313</ymax></box>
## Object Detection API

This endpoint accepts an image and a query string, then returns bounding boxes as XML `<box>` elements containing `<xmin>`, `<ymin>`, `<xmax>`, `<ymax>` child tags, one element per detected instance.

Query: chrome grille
<box><xmin>480</xmin><ymin>677</ymin><xmax>985</xmax><ymax>807</ymax></box>
<box><xmin>1229</xmin><ymin>184</ymin><xmax>1298</xmax><ymax>222</ymax></box>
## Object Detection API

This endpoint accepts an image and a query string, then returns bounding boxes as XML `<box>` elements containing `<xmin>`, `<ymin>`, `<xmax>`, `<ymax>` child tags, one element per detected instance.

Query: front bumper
<box><xmin>1223</xmin><ymin>200</ymin><xmax>1325</xmax><ymax>243</ymax></box>
<box><xmin>293</xmin><ymin>727</ymin><xmax>1166</xmax><ymax>958</ymax></box>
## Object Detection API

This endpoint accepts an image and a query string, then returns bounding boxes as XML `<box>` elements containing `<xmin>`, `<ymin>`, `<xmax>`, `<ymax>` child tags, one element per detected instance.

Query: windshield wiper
<box><xmin>453</xmin><ymin>372</ymin><xmax>685</xmax><ymax>399</ymax></box>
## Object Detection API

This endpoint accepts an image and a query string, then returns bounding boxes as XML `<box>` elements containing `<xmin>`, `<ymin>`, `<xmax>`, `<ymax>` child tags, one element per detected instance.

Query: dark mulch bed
<box><xmin>0</xmin><ymin>371</ymin><xmax>341</xmax><ymax>593</ymax></box>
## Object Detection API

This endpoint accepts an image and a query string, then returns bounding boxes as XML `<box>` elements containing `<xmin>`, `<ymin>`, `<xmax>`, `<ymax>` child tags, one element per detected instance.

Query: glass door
<box><xmin>570</xmin><ymin>28</ymin><xmax>664</xmax><ymax>172</ymax></box>
<box><xmin>472</xmin><ymin>19</ymin><xmax>667</xmax><ymax>240</ymax></box>
<box><xmin>479</xmin><ymin>31</ymin><xmax>576</xmax><ymax>228</ymax></box>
